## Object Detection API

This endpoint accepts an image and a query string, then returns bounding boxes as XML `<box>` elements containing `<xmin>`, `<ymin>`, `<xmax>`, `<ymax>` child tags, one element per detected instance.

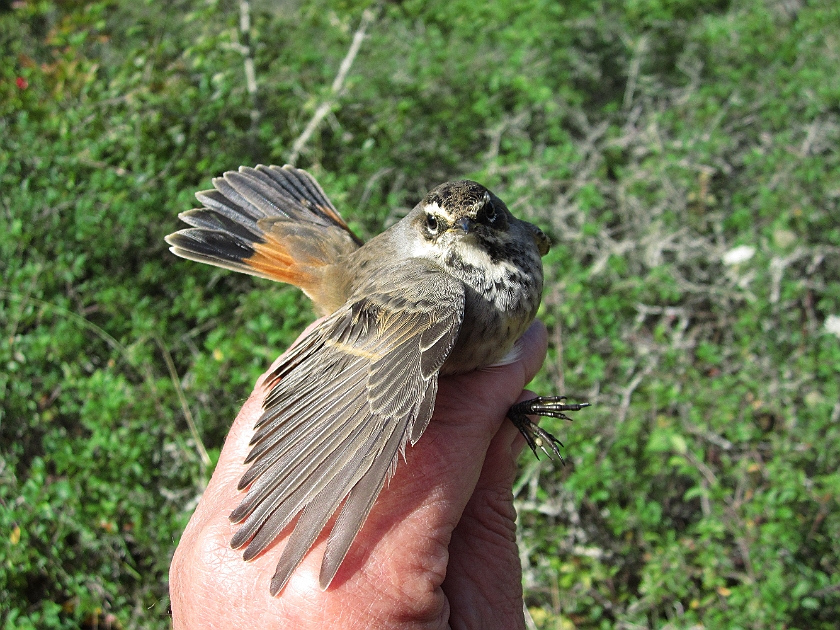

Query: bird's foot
<box><xmin>507</xmin><ymin>396</ymin><xmax>590</xmax><ymax>461</ymax></box>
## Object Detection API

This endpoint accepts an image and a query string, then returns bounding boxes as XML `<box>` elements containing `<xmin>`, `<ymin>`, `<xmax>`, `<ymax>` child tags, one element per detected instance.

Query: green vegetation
<box><xmin>2</xmin><ymin>0</ymin><xmax>838</xmax><ymax>627</ymax></box>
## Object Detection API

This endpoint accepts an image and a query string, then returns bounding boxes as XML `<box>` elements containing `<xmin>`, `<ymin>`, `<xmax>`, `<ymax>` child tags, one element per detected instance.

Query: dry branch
<box><xmin>287</xmin><ymin>8</ymin><xmax>376</xmax><ymax>164</ymax></box>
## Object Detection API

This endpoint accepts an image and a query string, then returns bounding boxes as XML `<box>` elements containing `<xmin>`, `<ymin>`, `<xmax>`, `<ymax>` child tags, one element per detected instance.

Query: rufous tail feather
<box><xmin>165</xmin><ymin>165</ymin><xmax>361</xmax><ymax>308</ymax></box>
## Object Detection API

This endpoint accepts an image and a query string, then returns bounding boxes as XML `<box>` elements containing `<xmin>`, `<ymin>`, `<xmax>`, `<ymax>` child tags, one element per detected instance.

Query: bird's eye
<box><xmin>426</xmin><ymin>214</ymin><xmax>439</xmax><ymax>234</ymax></box>
<box><xmin>484</xmin><ymin>201</ymin><xmax>497</xmax><ymax>223</ymax></box>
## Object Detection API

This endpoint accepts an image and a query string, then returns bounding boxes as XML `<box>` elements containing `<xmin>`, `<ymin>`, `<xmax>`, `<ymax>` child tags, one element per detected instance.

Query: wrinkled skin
<box><xmin>170</xmin><ymin>321</ymin><xmax>551</xmax><ymax>629</ymax></box>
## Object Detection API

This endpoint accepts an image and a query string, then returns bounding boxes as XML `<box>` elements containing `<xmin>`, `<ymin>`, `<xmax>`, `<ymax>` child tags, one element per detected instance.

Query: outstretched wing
<box><xmin>229</xmin><ymin>258</ymin><xmax>465</xmax><ymax>595</ymax></box>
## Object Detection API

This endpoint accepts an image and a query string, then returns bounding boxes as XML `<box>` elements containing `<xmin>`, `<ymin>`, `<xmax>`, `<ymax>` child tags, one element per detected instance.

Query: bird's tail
<box><xmin>165</xmin><ymin>165</ymin><xmax>362</xmax><ymax>309</ymax></box>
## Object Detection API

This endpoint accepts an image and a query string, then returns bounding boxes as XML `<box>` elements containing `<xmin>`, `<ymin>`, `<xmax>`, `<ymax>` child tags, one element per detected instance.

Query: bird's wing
<box><xmin>229</xmin><ymin>258</ymin><xmax>465</xmax><ymax>595</ymax></box>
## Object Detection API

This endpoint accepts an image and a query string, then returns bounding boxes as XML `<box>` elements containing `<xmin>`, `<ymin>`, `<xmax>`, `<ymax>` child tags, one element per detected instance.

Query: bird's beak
<box><xmin>452</xmin><ymin>217</ymin><xmax>473</xmax><ymax>234</ymax></box>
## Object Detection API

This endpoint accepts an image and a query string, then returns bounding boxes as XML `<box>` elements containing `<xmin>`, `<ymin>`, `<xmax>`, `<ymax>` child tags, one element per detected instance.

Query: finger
<box><xmin>518</xmin><ymin>319</ymin><xmax>549</xmax><ymax>386</ymax></box>
<box><xmin>441</xmin><ymin>415</ymin><xmax>525</xmax><ymax>629</ymax></box>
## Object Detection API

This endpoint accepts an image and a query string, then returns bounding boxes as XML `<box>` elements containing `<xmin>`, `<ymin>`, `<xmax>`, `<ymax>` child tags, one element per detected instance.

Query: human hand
<box><xmin>169</xmin><ymin>320</ymin><xmax>550</xmax><ymax>629</ymax></box>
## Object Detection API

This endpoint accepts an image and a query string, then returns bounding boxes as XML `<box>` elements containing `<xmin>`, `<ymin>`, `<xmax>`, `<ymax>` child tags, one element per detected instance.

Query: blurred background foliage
<box><xmin>1</xmin><ymin>0</ymin><xmax>839</xmax><ymax>627</ymax></box>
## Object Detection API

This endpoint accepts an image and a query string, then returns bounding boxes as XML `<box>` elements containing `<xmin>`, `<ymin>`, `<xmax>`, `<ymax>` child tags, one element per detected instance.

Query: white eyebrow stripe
<box><xmin>422</xmin><ymin>201</ymin><xmax>462</xmax><ymax>224</ymax></box>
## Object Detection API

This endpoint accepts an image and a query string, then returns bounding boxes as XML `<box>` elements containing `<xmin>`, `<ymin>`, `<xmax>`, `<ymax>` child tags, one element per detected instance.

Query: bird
<box><xmin>165</xmin><ymin>164</ymin><xmax>588</xmax><ymax>595</ymax></box>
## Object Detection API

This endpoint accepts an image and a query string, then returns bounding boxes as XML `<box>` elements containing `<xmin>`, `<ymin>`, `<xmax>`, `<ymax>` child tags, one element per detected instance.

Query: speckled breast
<box><xmin>440</xmin><ymin>252</ymin><xmax>544</xmax><ymax>375</ymax></box>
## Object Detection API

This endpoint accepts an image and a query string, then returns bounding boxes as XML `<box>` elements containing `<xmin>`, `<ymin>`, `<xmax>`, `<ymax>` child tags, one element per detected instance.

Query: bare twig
<box><xmin>799</xmin><ymin>118</ymin><xmax>820</xmax><ymax>157</ymax></box>
<box><xmin>523</xmin><ymin>603</ymin><xmax>539</xmax><ymax>630</ymax></box>
<box><xmin>810</xmin><ymin>582</ymin><xmax>840</xmax><ymax>598</ymax></box>
<box><xmin>617</xmin><ymin>360</ymin><xmax>655</xmax><ymax>425</ymax></box>
<box><xmin>623</xmin><ymin>35</ymin><xmax>648</xmax><ymax>110</ymax></box>
<box><xmin>769</xmin><ymin>247</ymin><xmax>808</xmax><ymax>305</ymax></box>
<box><xmin>154</xmin><ymin>334</ymin><xmax>211</xmax><ymax>469</ymax></box>
<box><xmin>239</xmin><ymin>0</ymin><xmax>260</xmax><ymax>151</ymax></box>
<box><xmin>357</xmin><ymin>166</ymin><xmax>393</xmax><ymax>214</ymax></box>
<box><xmin>484</xmin><ymin>110</ymin><xmax>530</xmax><ymax>175</ymax></box>
<box><xmin>287</xmin><ymin>8</ymin><xmax>376</xmax><ymax>164</ymax></box>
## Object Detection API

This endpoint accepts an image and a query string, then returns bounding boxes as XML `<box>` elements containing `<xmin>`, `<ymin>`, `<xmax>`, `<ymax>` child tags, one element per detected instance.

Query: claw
<box><xmin>507</xmin><ymin>396</ymin><xmax>590</xmax><ymax>462</ymax></box>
